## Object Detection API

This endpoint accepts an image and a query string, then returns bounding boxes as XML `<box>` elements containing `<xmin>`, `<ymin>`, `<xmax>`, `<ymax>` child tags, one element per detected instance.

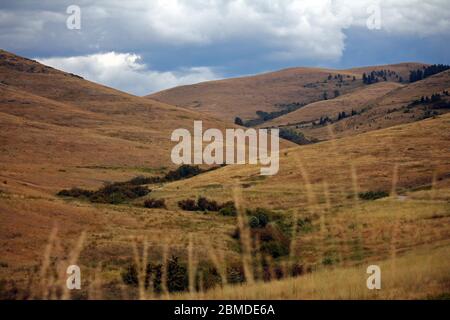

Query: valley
<box><xmin>0</xmin><ymin>49</ymin><xmax>449</xmax><ymax>300</ymax></box>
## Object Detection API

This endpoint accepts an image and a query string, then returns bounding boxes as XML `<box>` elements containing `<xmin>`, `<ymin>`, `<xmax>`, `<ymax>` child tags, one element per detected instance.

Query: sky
<box><xmin>0</xmin><ymin>0</ymin><xmax>449</xmax><ymax>95</ymax></box>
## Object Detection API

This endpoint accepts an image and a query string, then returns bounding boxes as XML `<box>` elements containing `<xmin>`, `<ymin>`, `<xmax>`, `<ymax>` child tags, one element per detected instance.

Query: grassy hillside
<box><xmin>288</xmin><ymin>70</ymin><xmax>450</xmax><ymax>141</ymax></box>
<box><xmin>264</xmin><ymin>82</ymin><xmax>404</xmax><ymax>127</ymax></box>
<box><xmin>153</xmin><ymin>113</ymin><xmax>450</xmax><ymax>210</ymax></box>
<box><xmin>148</xmin><ymin>63</ymin><xmax>425</xmax><ymax>124</ymax></box>
<box><xmin>0</xmin><ymin>112</ymin><xmax>441</xmax><ymax>299</ymax></box>
<box><xmin>1</xmin><ymin>49</ymin><xmax>271</xmax><ymax>195</ymax></box>
<box><xmin>0</xmin><ymin>50</ymin><xmax>448</xmax><ymax>300</ymax></box>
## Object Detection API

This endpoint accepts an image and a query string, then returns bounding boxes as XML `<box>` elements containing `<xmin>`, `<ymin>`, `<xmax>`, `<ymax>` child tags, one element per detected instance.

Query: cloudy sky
<box><xmin>1</xmin><ymin>0</ymin><xmax>449</xmax><ymax>95</ymax></box>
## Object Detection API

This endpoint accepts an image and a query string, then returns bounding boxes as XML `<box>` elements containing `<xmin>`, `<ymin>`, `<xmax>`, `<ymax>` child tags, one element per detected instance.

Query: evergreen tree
<box><xmin>234</xmin><ymin>117</ymin><xmax>244</xmax><ymax>126</ymax></box>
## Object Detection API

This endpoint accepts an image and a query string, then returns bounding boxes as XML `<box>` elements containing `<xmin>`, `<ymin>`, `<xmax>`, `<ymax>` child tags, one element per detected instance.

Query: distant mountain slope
<box><xmin>147</xmin><ymin>63</ymin><xmax>425</xmax><ymax>123</ymax></box>
<box><xmin>292</xmin><ymin>69</ymin><xmax>450</xmax><ymax>141</ymax></box>
<box><xmin>263</xmin><ymin>81</ymin><xmax>404</xmax><ymax>127</ymax></box>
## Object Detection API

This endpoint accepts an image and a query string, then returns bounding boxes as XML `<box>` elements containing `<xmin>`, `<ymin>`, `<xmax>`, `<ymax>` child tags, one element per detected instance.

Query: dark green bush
<box><xmin>165</xmin><ymin>164</ymin><xmax>203</xmax><ymax>181</ymax></box>
<box><xmin>358</xmin><ymin>190</ymin><xmax>389</xmax><ymax>200</ymax></box>
<box><xmin>178</xmin><ymin>199</ymin><xmax>198</xmax><ymax>211</ymax></box>
<box><xmin>218</xmin><ymin>201</ymin><xmax>237</xmax><ymax>216</ymax></box>
<box><xmin>89</xmin><ymin>184</ymin><xmax>150</xmax><ymax>204</ymax></box>
<box><xmin>57</xmin><ymin>187</ymin><xmax>93</xmax><ymax>198</ymax></box>
<box><xmin>246</xmin><ymin>208</ymin><xmax>270</xmax><ymax>228</ymax></box>
<box><xmin>248</xmin><ymin>216</ymin><xmax>260</xmax><ymax>228</ymax></box>
<box><xmin>297</xmin><ymin>217</ymin><xmax>314</xmax><ymax>233</ymax></box>
<box><xmin>58</xmin><ymin>182</ymin><xmax>150</xmax><ymax>204</ymax></box>
<box><xmin>57</xmin><ymin>164</ymin><xmax>219</xmax><ymax>204</ymax></box>
<box><xmin>178</xmin><ymin>197</ymin><xmax>236</xmax><ymax>213</ymax></box>
<box><xmin>128</xmin><ymin>175</ymin><xmax>159</xmax><ymax>185</ymax></box>
<box><xmin>260</xmin><ymin>240</ymin><xmax>289</xmax><ymax>258</ymax></box>
<box><xmin>231</xmin><ymin>208</ymin><xmax>291</xmax><ymax>258</ymax></box>
<box><xmin>197</xmin><ymin>196</ymin><xmax>220</xmax><ymax>211</ymax></box>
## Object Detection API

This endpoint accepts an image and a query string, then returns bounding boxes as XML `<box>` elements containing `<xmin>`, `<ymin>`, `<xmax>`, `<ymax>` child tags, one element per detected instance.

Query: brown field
<box><xmin>0</xmin><ymin>49</ymin><xmax>449</xmax><ymax>300</ymax></box>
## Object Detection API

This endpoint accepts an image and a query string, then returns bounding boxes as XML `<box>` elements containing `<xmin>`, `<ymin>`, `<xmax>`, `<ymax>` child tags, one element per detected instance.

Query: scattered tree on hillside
<box><xmin>409</xmin><ymin>64</ymin><xmax>450</xmax><ymax>83</ymax></box>
<box><xmin>337</xmin><ymin>111</ymin><xmax>347</xmax><ymax>120</ymax></box>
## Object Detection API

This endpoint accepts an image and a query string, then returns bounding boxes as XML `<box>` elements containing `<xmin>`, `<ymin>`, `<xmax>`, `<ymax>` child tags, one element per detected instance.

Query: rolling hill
<box><xmin>263</xmin><ymin>81</ymin><xmax>404</xmax><ymax>127</ymax></box>
<box><xmin>272</xmin><ymin>69</ymin><xmax>450</xmax><ymax>141</ymax></box>
<box><xmin>0</xmin><ymin>49</ymin><xmax>250</xmax><ymax>195</ymax></box>
<box><xmin>0</xmin><ymin>49</ymin><xmax>448</xmax><ymax>300</ymax></box>
<box><xmin>147</xmin><ymin>63</ymin><xmax>425</xmax><ymax>124</ymax></box>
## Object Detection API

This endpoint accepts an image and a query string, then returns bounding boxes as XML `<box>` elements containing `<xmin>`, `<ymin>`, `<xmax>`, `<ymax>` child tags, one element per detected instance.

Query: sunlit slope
<box><xmin>298</xmin><ymin>69</ymin><xmax>450</xmax><ymax>141</ymax></box>
<box><xmin>148</xmin><ymin>63</ymin><xmax>425</xmax><ymax>123</ymax></box>
<box><xmin>176</xmin><ymin>245</ymin><xmax>450</xmax><ymax>300</ymax></box>
<box><xmin>1</xmin><ymin>49</ymin><xmax>271</xmax><ymax>194</ymax></box>
<box><xmin>153</xmin><ymin>113</ymin><xmax>450</xmax><ymax>210</ymax></box>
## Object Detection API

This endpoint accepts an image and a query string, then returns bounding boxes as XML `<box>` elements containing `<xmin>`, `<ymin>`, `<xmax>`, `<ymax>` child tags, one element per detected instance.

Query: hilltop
<box><xmin>147</xmin><ymin>63</ymin><xmax>426</xmax><ymax>124</ymax></box>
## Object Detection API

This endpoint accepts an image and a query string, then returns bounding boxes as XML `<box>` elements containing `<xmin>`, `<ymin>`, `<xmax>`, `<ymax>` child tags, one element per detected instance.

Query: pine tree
<box><xmin>234</xmin><ymin>117</ymin><xmax>244</xmax><ymax>126</ymax></box>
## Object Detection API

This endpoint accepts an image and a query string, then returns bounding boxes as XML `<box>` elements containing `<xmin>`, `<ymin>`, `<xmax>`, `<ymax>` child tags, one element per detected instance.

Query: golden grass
<box><xmin>175</xmin><ymin>244</ymin><xmax>450</xmax><ymax>300</ymax></box>
<box><xmin>149</xmin><ymin>63</ymin><xmax>424</xmax><ymax>123</ymax></box>
<box><xmin>1</xmin><ymin>50</ymin><xmax>449</xmax><ymax>300</ymax></box>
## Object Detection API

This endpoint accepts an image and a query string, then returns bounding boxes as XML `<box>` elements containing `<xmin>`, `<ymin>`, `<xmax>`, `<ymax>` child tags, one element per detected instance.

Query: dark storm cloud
<box><xmin>1</xmin><ymin>0</ymin><xmax>449</xmax><ymax>94</ymax></box>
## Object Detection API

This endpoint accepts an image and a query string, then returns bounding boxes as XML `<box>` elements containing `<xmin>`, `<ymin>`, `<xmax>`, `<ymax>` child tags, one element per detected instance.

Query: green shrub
<box><xmin>58</xmin><ymin>182</ymin><xmax>150</xmax><ymax>204</ymax></box>
<box><xmin>178</xmin><ymin>197</ymin><xmax>236</xmax><ymax>213</ymax></box>
<box><xmin>246</xmin><ymin>208</ymin><xmax>270</xmax><ymax>228</ymax></box>
<box><xmin>260</xmin><ymin>240</ymin><xmax>289</xmax><ymax>258</ymax></box>
<box><xmin>128</xmin><ymin>175</ymin><xmax>159</xmax><ymax>185</ymax></box>
<box><xmin>248</xmin><ymin>216</ymin><xmax>260</xmax><ymax>228</ymax></box>
<box><xmin>89</xmin><ymin>183</ymin><xmax>150</xmax><ymax>204</ymax></box>
<box><xmin>197</xmin><ymin>196</ymin><xmax>220</xmax><ymax>211</ymax></box>
<box><xmin>165</xmin><ymin>164</ymin><xmax>202</xmax><ymax>181</ymax></box>
<box><xmin>297</xmin><ymin>217</ymin><xmax>314</xmax><ymax>233</ymax></box>
<box><xmin>218</xmin><ymin>201</ymin><xmax>237</xmax><ymax>216</ymax></box>
<box><xmin>322</xmin><ymin>256</ymin><xmax>334</xmax><ymax>265</ymax></box>
<box><xmin>358</xmin><ymin>190</ymin><xmax>389</xmax><ymax>200</ymax></box>
<box><xmin>232</xmin><ymin>208</ymin><xmax>291</xmax><ymax>258</ymax></box>
<box><xmin>57</xmin><ymin>187</ymin><xmax>93</xmax><ymax>198</ymax></box>
<box><xmin>178</xmin><ymin>199</ymin><xmax>198</xmax><ymax>211</ymax></box>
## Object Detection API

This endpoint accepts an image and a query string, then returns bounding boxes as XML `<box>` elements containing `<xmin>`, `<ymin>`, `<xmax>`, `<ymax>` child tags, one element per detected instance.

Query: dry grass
<box><xmin>1</xmin><ymin>50</ymin><xmax>449</xmax><ymax>300</ymax></box>
<box><xmin>149</xmin><ymin>63</ymin><xmax>424</xmax><ymax>123</ymax></box>
<box><xmin>265</xmin><ymin>81</ymin><xmax>403</xmax><ymax>127</ymax></box>
<box><xmin>175</xmin><ymin>244</ymin><xmax>450</xmax><ymax>300</ymax></box>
